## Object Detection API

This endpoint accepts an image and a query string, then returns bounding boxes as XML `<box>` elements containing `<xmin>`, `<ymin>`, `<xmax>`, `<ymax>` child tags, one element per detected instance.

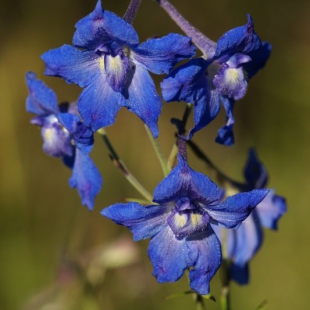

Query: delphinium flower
<box><xmin>41</xmin><ymin>0</ymin><xmax>196</xmax><ymax>138</ymax></box>
<box><xmin>213</xmin><ymin>149</ymin><xmax>286</xmax><ymax>284</ymax></box>
<box><xmin>26</xmin><ymin>72</ymin><xmax>102</xmax><ymax>210</ymax></box>
<box><xmin>101</xmin><ymin>151</ymin><xmax>268</xmax><ymax>294</ymax></box>
<box><xmin>157</xmin><ymin>0</ymin><xmax>271</xmax><ymax>145</ymax></box>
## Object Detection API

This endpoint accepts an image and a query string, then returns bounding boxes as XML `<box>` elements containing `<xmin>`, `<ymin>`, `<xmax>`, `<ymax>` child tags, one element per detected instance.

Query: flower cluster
<box><xmin>26</xmin><ymin>0</ymin><xmax>286</xmax><ymax>300</ymax></box>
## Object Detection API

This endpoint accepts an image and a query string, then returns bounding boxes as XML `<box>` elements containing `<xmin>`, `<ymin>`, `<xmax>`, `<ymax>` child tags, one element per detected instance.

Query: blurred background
<box><xmin>0</xmin><ymin>0</ymin><xmax>309</xmax><ymax>309</ymax></box>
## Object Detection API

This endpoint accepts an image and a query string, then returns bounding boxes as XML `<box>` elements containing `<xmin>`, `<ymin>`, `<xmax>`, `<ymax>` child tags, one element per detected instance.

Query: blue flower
<box><xmin>26</xmin><ymin>72</ymin><xmax>102</xmax><ymax>210</ymax></box>
<box><xmin>161</xmin><ymin>15</ymin><xmax>271</xmax><ymax>145</ymax></box>
<box><xmin>101</xmin><ymin>155</ymin><xmax>268</xmax><ymax>294</ymax></box>
<box><xmin>41</xmin><ymin>0</ymin><xmax>196</xmax><ymax>138</ymax></box>
<box><xmin>212</xmin><ymin>149</ymin><xmax>286</xmax><ymax>284</ymax></box>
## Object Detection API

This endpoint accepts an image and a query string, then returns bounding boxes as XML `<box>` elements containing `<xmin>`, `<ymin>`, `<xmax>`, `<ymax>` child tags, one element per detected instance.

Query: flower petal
<box><xmin>123</xmin><ymin>63</ymin><xmax>161</xmax><ymax>138</ymax></box>
<box><xmin>160</xmin><ymin>58</ymin><xmax>208</xmax><ymax>103</ymax></box>
<box><xmin>148</xmin><ymin>226</ymin><xmax>189</xmax><ymax>283</ymax></box>
<box><xmin>25</xmin><ymin>72</ymin><xmax>59</xmax><ymax>115</ymax></box>
<box><xmin>214</xmin><ymin>14</ymin><xmax>262</xmax><ymax>60</ymax></box>
<box><xmin>41</xmin><ymin>45</ymin><xmax>101</xmax><ymax>87</ymax></box>
<box><xmin>153</xmin><ymin>155</ymin><xmax>224</xmax><ymax>204</ymax></box>
<box><xmin>73</xmin><ymin>0</ymin><xmax>139</xmax><ymax>49</ymax></box>
<box><xmin>78</xmin><ymin>75</ymin><xmax>123</xmax><ymax>131</ymax></box>
<box><xmin>256</xmin><ymin>190</ymin><xmax>287</xmax><ymax>230</ymax></box>
<box><xmin>243</xmin><ymin>148</ymin><xmax>268</xmax><ymax>189</ymax></box>
<box><xmin>229</xmin><ymin>263</ymin><xmax>249</xmax><ymax>285</ymax></box>
<box><xmin>132</xmin><ymin>33</ymin><xmax>196</xmax><ymax>75</ymax></box>
<box><xmin>227</xmin><ymin>211</ymin><xmax>263</xmax><ymax>266</ymax></box>
<box><xmin>207</xmin><ymin>189</ymin><xmax>269</xmax><ymax>228</ymax></box>
<box><xmin>57</xmin><ymin>113</ymin><xmax>94</xmax><ymax>154</ymax></box>
<box><xmin>186</xmin><ymin>226</ymin><xmax>222</xmax><ymax>294</ymax></box>
<box><xmin>69</xmin><ymin>148</ymin><xmax>102</xmax><ymax>211</ymax></box>
<box><xmin>215</xmin><ymin>97</ymin><xmax>235</xmax><ymax>146</ymax></box>
<box><xmin>104</xmin><ymin>53</ymin><xmax>129</xmax><ymax>92</ymax></box>
<box><xmin>101</xmin><ymin>202</ymin><xmax>170</xmax><ymax>241</ymax></box>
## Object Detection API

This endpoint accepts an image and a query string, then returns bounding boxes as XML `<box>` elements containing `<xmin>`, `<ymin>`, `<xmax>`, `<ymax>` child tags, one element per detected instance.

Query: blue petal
<box><xmin>153</xmin><ymin>155</ymin><xmax>224</xmax><ymax>204</ymax></box>
<box><xmin>229</xmin><ymin>263</ymin><xmax>249</xmax><ymax>285</ymax></box>
<box><xmin>73</xmin><ymin>0</ymin><xmax>139</xmax><ymax>49</ymax></box>
<box><xmin>42</xmin><ymin>45</ymin><xmax>101</xmax><ymax>87</ymax></box>
<box><xmin>25</xmin><ymin>72</ymin><xmax>59</xmax><ymax>115</ymax></box>
<box><xmin>131</xmin><ymin>33</ymin><xmax>196</xmax><ymax>75</ymax></box>
<box><xmin>123</xmin><ymin>63</ymin><xmax>161</xmax><ymax>138</ymax></box>
<box><xmin>101</xmin><ymin>202</ymin><xmax>170</xmax><ymax>241</ymax></box>
<box><xmin>243</xmin><ymin>148</ymin><xmax>268</xmax><ymax>189</ymax></box>
<box><xmin>57</xmin><ymin>113</ymin><xmax>94</xmax><ymax>154</ymax></box>
<box><xmin>69</xmin><ymin>148</ymin><xmax>102</xmax><ymax>211</ymax></box>
<box><xmin>214</xmin><ymin>14</ymin><xmax>262</xmax><ymax>60</ymax></box>
<box><xmin>206</xmin><ymin>189</ymin><xmax>269</xmax><ymax>228</ymax></box>
<box><xmin>256</xmin><ymin>190</ymin><xmax>287</xmax><ymax>230</ymax></box>
<box><xmin>243</xmin><ymin>42</ymin><xmax>271</xmax><ymax>79</ymax></box>
<box><xmin>189</xmin><ymin>89</ymin><xmax>221</xmax><ymax>138</ymax></box>
<box><xmin>148</xmin><ymin>226</ymin><xmax>189</xmax><ymax>283</ymax></box>
<box><xmin>215</xmin><ymin>97</ymin><xmax>235</xmax><ymax>146</ymax></box>
<box><xmin>78</xmin><ymin>75</ymin><xmax>123</xmax><ymax>131</ymax></box>
<box><xmin>160</xmin><ymin>58</ymin><xmax>208</xmax><ymax>103</ymax></box>
<box><xmin>104</xmin><ymin>53</ymin><xmax>129</xmax><ymax>92</ymax></box>
<box><xmin>186</xmin><ymin>226</ymin><xmax>222</xmax><ymax>294</ymax></box>
<box><xmin>227</xmin><ymin>210</ymin><xmax>263</xmax><ymax>266</ymax></box>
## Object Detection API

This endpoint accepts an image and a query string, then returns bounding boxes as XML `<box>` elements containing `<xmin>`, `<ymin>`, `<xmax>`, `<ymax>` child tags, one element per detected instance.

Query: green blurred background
<box><xmin>0</xmin><ymin>0</ymin><xmax>309</xmax><ymax>309</ymax></box>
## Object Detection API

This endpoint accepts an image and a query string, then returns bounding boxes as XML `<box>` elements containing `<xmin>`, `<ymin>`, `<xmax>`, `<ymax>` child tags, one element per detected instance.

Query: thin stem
<box><xmin>123</xmin><ymin>0</ymin><xmax>142</xmax><ymax>24</ymax></box>
<box><xmin>220</xmin><ymin>228</ymin><xmax>231</xmax><ymax>310</ymax></box>
<box><xmin>144</xmin><ymin>125</ymin><xmax>170</xmax><ymax>177</ymax></box>
<box><xmin>98</xmin><ymin>128</ymin><xmax>153</xmax><ymax>203</ymax></box>
<box><xmin>155</xmin><ymin>0</ymin><xmax>216</xmax><ymax>58</ymax></box>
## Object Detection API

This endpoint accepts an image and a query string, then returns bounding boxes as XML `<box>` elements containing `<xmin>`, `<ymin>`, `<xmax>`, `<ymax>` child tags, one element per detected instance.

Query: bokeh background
<box><xmin>1</xmin><ymin>0</ymin><xmax>309</xmax><ymax>309</ymax></box>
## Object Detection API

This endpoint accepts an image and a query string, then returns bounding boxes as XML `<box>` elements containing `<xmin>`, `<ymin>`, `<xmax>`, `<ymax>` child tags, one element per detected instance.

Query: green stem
<box><xmin>97</xmin><ymin>128</ymin><xmax>153</xmax><ymax>203</ymax></box>
<box><xmin>144</xmin><ymin>125</ymin><xmax>170</xmax><ymax>177</ymax></box>
<box><xmin>220</xmin><ymin>228</ymin><xmax>231</xmax><ymax>310</ymax></box>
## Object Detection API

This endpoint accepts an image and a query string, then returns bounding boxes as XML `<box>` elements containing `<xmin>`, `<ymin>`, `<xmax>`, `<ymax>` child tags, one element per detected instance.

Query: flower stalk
<box><xmin>123</xmin><ymin>0</ymin><xmax>142</xmax><ymax>24</ymax></box>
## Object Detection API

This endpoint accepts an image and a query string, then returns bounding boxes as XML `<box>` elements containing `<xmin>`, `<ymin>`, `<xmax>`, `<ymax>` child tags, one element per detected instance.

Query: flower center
<box><xmin>167</xmin><ymin>198</ymin><xmax>210</xmax><ymax>240</ymax></box>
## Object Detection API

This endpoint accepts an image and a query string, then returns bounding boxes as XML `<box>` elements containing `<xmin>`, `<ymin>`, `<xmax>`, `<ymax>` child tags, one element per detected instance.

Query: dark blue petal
<box><xmin>131</xmin><ymin>33</ymin><xmax>196</xmax><ymax>75</ymax></box>
<box><xmin>42</xmin><ymin>45</ymin><xmax>101</xmax><ymax>87</ymax></box>
<box><xmin>215</xmin><ymin>97</ymin><xmax>235</xmax><ymax>146</ymax></box>
<box><xmin>123</xmin><ymin>64</ymin><xmax>161</xmax><ymax>138</ymax></box>
<box><xmin>57</xmin><ymin>113</ymin><xmax>94</xmax><ymax>154</ymax></box>
<box><xmin>243</xmin><ymin>42</ymin><xmax>271</xmax><ymax>79</ymax></box>
<box><xmin>153</xmin><ymin>155</ymin><xmax>224</xmax><ymax>204</ymax></box>
<box><xmin>206</xmin><ymin>189</ymin><xmax>269</xmax><ymax>228</ymax></box>
<box><xmin>214</xmin><ymin>15</ymin><xmax>262</xmax><ymax>59</ymax></box>
<box><xmin>148</xmin><ymin>226</ymin><xmax>189</xmax><ymax>283</ymax></box>
<box><xmin>69</xmin><ymin>148</ymin><xmax>102</xmax><ymax>211</ymax></box>
<box><xmin>25</xmin><ymin>72</ymin><xmax>59</xmax><ymax>115</ymax></box>
<box><xmin>229</xmin><ymin>263</ymin><xmax>249</xmax><ymax>285</ymax></box>
<box><xmin>243</xmin><ymin>148</ymin><xmax>268</xmax><ymax>189</ymax></box>
<box><xmin>160</xmin><ymin>58</ymin><xmax>208</xmax><ymax>103</ymax></box>
<box><xmin>101</xmin><ymin>202</ymin><xmax>170</xmax><ymax>241</ymax></box>
<box><xmin>256</xmin><ymin>190</ymin><xmax>287</xmax><ymax>230</ymax></box>
<box><xmin>226</xmin><ymin>210</ymin><xmax>263</xmax><ymax>266</ymax></box>
<box><xmin>78</xmin><ymin>75</ymin><xmax>123</xmax><ymax>131</ymax></box>
<box><xmin>104</xmin><ymin>53</ymin><xmax>129</xmax><ymax>92</ymax></box>
<box><xmin>186</xmin><ymin>226</ymin><xmax>222</xmax><ymax>294</ymax></box>
<box><xmin>189</xmin><ymin>89</ymin><xmax>221</xmax><ymax>138</ymax></box>
<box><xmin>73</xmin><ymin>0</ymin><xmax>139</xmax><ymax>49</ymax></box>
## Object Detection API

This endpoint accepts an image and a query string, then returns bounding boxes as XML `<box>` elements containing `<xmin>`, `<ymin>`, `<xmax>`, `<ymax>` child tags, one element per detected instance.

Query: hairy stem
<box><xmin>123</xmin><ymin>0</ymin><xmax>142</xmax><ymax>24</ymax></box>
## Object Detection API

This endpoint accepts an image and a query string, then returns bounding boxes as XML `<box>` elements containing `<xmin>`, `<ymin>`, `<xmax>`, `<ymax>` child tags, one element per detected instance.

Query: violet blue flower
<box><xmin>161</xmin><ymin>15</ymin><xmax>271</xmax><ymax>145</ymax></box>
<box><xmin>26</xmin><ymin>71</ymin><xmax>102</xmax><ymax>210</ymax></box>
<box><xmin>41</xmin><ymin>0</ymin><xmax>196</xmax><ymax>138</ymax></box>
<box><xmin>213</xmin><ymin>149</ymin><xmax>286</xmax><ymax>284</ymax></box>
<box><xmin>101</xmin><ymin>154</ymin><xmax>268</xmax><ymax>294</ymax></box>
